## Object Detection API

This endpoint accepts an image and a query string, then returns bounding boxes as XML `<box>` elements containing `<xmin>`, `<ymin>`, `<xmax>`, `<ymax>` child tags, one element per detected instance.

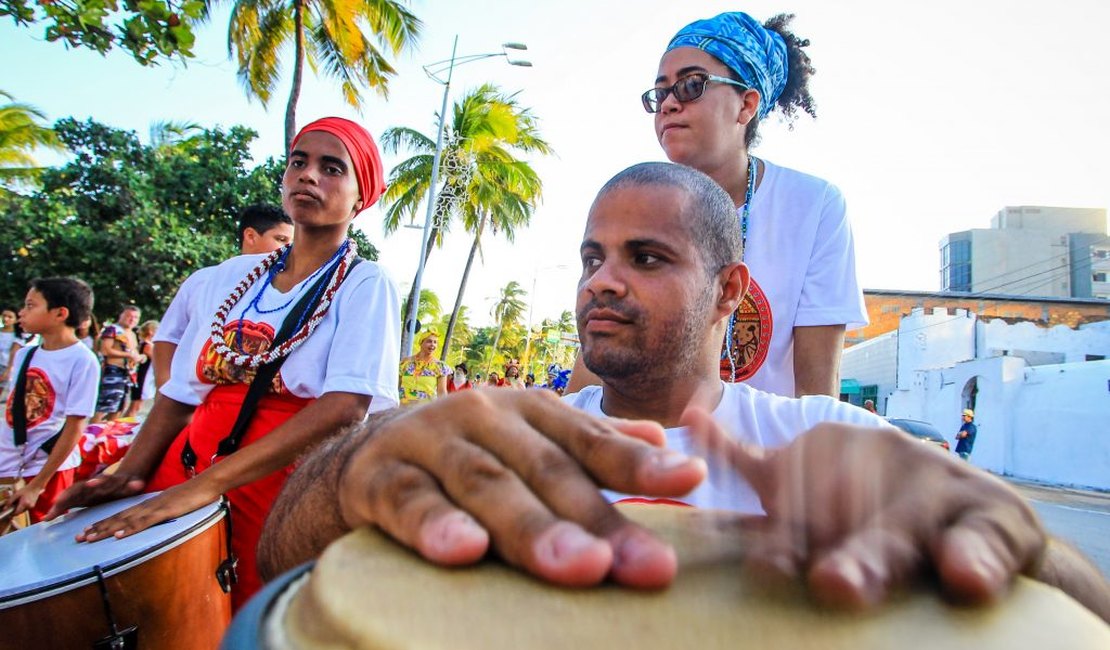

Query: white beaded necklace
<box><xmin>208</xmin><ymin>239</ymin><xmax>359</xmax><ymax>368</ymax></box>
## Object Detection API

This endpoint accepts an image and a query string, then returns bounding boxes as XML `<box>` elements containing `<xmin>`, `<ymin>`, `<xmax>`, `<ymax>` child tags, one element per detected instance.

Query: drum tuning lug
<box><xmin>92</xmin><ymin>565</ymin><xmax>139</xmax><ymax>649</ymax></box>
<box><xmin>217</xmin><ymin>556</ymin><xmax>239</xmax><ymax>593</ymax></box>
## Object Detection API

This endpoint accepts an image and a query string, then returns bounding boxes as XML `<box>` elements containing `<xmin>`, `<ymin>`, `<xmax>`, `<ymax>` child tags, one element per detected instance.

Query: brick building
<box><xmin>846</xmin><ymin>289</ymin><xmax>1110</xmax><ymax>346</ymax></box>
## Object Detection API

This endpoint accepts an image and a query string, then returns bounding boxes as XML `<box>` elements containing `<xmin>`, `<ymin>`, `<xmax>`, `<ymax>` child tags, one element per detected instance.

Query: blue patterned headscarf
<box><xmin>667</xmin><ymin>12</ymin><xmax>788</xmax><ymax>120</ymax></box>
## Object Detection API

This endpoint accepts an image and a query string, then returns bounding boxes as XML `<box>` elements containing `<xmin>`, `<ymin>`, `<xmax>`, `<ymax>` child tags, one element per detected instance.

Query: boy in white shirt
<box><xmin>0</xmin><ymin>278</ymin><xmax>100</xmax><ymax>523</ymax></box>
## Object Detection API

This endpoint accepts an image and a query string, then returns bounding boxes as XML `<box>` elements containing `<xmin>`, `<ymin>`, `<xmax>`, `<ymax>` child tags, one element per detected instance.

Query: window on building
<box><xmin>1094</xmin><ymin>272</ymin><xmax>1108</xmax><ymax>283</ymax></box>
<box><xmin>1087</xmin><ymin>354</ymin><xmax>1106</xmax><ymax>362</ymax></box>
<box><xmin>1094</xmin><ymin>249</ymin><xmax>1110</xmax><ymax>260</ymax></box>
<box><xmin>941</xmin><ymin>239</ymin><xmax>972</xmax><ymax>292</ymax></box>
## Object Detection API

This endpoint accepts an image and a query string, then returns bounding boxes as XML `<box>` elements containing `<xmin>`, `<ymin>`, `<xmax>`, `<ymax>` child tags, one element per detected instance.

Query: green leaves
<box><xmin>0</xmin><ymin>118</ymin><xmax>295</xmax><ymax>318</ymax></box>
<box><xmin>1</xmin><ymin>0</ymin><xmax>206</xmax><ymax>65</ymax></box>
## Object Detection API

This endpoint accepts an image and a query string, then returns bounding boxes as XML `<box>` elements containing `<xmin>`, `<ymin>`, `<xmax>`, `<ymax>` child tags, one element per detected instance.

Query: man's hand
<box><xmin>684</xmin><ymin>411</ymin><xmax>1047</xmax><ymax>611</ymax></box>
<box><xmin>44</xmin><ymin>472</ymin><xmax>146</xmax><ymax>521</ymax></box>
<box><xmin>334</xmin><ymin>389</ymin><xmax>708</xmax><ymax>588</ymax></box>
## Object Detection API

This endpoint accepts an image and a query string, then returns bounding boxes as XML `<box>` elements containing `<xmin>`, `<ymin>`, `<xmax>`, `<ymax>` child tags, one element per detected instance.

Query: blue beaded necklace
<box><xmin>738</xmin><ymin>154</ymin><xmax>757</xmax><ymax>255</ymax></box>
<box><xmin>725</xmin><ymin>154</ymin><xmax>758</xmax><ymax>381</ymax></box>
<box><xmin>234</xmin><ymin>241</ymin><xmax>349</xmax><ymax>353</ymax></box>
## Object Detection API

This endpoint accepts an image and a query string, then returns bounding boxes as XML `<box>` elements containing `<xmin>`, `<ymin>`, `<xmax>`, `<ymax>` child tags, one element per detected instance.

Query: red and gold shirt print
<box><xmin>197</xmin><ymin>321</ymin><xmax>287</xmax><ymax>394</ymax></box>
<box><xmin>4</xmin><ymin>368</ymin><xmax>56</xmax><ymax>429</ymax></box>
<box><xmin>720</xmin><ymin>277</ymin><xmax>773</xmax><ymax>382</ymax></box>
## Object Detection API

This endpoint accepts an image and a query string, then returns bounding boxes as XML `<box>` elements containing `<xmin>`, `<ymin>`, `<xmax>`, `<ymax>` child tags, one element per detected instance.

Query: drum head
<box><xmin>268</xmin><ymin>504</ymin><xmax>1110</xmax><ymax>650</ymax></box>
<box><xmin>0</xmin><ymin>493</ymin><xmax>224</xmax><ymax>607</ymax></box>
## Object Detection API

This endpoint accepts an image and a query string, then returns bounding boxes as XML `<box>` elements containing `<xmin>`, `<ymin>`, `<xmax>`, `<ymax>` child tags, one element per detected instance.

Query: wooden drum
<box><xmin>227</xmin><ymin>504</ymin><xmax>1109</xmax><ymax>649</ymax></box>
<box><xmin>0</xmin><ymin>494</ymin><xmax>233</xmax><ymax>649</ymax></box>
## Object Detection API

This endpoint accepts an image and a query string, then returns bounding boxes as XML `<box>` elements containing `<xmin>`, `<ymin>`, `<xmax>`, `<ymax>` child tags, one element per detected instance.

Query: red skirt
<box><xmin>146</xmin><ymin>384</ymin><xmax>312</xmax><ymax>611</ymax></box>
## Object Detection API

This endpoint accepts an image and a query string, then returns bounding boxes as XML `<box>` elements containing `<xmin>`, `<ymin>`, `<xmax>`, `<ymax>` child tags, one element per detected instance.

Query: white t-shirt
<box><xmin>0</xmin><ymin>331</ymin><xmax>15</xmax><ymax>370</ymax></box>
<box><xmin>734</xmin><ymin>160</ymin><xmax>868</xmax><ymax>397</ymax></box>
<box><xmin>155</xmin><ymin>266</ymin><xmax>217</xmax><ymax>346</ymax></box>
<box><xmin>0</xmin><ymin>342</ymin><xmax>101</xmax><ymax>477</ymax></box>
<box><xmin>160</xmin><ymin>254</ymin><xmax>401</xmax><ymax>413</ymax></box>
<box><xmin>563</xmin><ymin>382</ymin><xmax>887</xmax><ymax>514</ymax></box>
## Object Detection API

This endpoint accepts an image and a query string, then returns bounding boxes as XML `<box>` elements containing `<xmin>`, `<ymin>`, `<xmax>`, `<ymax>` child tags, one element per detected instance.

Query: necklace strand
<box><xmin>235</xmin><ymin>241</ymin><xmax>349</xmax><ymax>352</ymax></box>
<box><xmin>210</xmin><ymin>239</ymin><xmax>359</xmax><ymax>369</ymax></box>
<box><xmin>726</xmin><ymin>154</ymin><xmax>758</xmax><ymax>382</ymax></box>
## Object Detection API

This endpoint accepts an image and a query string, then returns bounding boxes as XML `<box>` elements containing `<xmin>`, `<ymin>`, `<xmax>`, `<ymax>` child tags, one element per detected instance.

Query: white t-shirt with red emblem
<box><xmin>154</xmin><ymin>266</ymin><xmax>217</xmax><ymax>346</ymax></box>
<box><xmin>727</xmin><ymin>160</ymin><xmax>868</xmax><ymax>397</ymax></box>
<box><xmin>563</xmin><ymin>382</ymin><xmax>887</xmax><ymax>514</ymax></box>
<box><xmin>0</xmin><ymin>342</ymin><xmax>101</xmax><ymax>477</ymax></box>
<box><xmin>159</xmin><ymin>254</ymin><xmax>401</xmax><ymax>413</ymax></box>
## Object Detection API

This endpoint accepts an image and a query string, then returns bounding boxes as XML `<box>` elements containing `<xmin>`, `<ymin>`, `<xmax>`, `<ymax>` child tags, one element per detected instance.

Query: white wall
<box><xmin>887</xmin><ymin>356</ymin><xmax>1110</xmax><ymax>490</ymax></box>
<box><xmin>838</xmin><ymin>331</ymin><xmax>898</xmax><ymax>414</ymax></box>
<box><xmin>980</xmin><ymin>318</ymin><xmax>1110</xmax><ymax>364</ymax></box>
<box><xmin>1009</xmin><ymin>361</ymin><xmax>1110</xmax><ymax>489</ymax></box>
<box><xmin>858</xmin><ymin>307</ymin><xmax>1110</xmax><ymax>489</ymax></box>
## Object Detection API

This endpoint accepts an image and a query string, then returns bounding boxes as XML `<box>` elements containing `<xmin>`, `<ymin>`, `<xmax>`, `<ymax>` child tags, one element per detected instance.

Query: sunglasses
<box><xmin>641</xmin><ymin>73</ymin><xmax>749</xmax><ymax>113</ymax></box>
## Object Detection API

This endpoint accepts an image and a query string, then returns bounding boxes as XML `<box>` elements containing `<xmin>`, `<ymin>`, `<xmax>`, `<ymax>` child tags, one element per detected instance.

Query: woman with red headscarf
<box><xmin>48</xmin><ymin>117</ymin><xmax>402</xmax><ymax>608</ymax></box>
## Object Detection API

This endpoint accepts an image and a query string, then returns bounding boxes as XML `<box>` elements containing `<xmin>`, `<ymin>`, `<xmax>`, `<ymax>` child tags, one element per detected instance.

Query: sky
<box><xmin>3</xmin><ymin>0</ymin><xmax>1109</xmax><ymax>328</ymax></box>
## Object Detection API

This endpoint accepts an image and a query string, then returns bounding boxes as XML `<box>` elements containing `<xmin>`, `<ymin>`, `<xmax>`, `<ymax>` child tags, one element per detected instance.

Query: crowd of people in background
<box><xmin>398</xmin><ymin>331</ymin><xmax>570</xmax><ymax>405</ymax></box>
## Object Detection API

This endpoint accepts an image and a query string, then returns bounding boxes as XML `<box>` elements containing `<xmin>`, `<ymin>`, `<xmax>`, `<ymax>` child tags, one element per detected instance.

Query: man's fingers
<box><xmin>513</xmin><ymin>396</ymin><xmax>705</xmax><ymax>497</ymax></box>
<box><xmin>683</xmin><ymin>407</ymin><xmax>773</xmax><ymax>496</ymax></box>
<box><xmin>807</xmin><ymin>522</ymin><xmax>925</xmax><ymax>611</ymax></box>
<box><xmin>432</xmin><ymin>436</ymin><xmax>614</xmax><ymax>587</ymax></box>
<box><xmin>605</xmin><ymin>418</ymin><xmax>666</xmax><ymax>447</ymax></box>
<box><xmin>355</xmin><ymin>459</ymin><xmax>490</xmax><ymax>566</ymax></box>
<box><xmin>934</xmin><ymin>506</ymin><xmax>1047</xmax><ymax>605</ymax></box>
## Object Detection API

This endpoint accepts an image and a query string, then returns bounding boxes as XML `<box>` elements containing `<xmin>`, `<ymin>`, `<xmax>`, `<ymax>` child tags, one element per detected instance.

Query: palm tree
<box><xmin>437</xmin><ymin>305</ymin><xmax>473</xmax><ymax>365</ymax></box>
<box><xmin>400</xmin><ymin>287</ymin><xmax>442</xmax><ymax>335</ymax></box>
<box><xmin>0</xmin><ymin>90</ymin><xmax>61</xmax><ymax>188</ymax></box>
<box><xmin>486</xmin><ymin>280</ymin><xmax>527</xmax><ymax>373</ymax></box>
<box><xmin>439</xmin><ymin>160</ymin><xmax>543</xmax><ymax>362</ymax></box>
<box><xmin>381</xmin><ymin>84</ymin><xmax>551</xmax><ymax>357</ymax></box>
<box><xmin>218</xmin><ymin>0</ymin><xmax>422</xmax><ymax>150</ymax></box>
<box><xmin>149</xmin><ymin>120</ymin><xmax>203</xmax><ymax>151</ymax></box>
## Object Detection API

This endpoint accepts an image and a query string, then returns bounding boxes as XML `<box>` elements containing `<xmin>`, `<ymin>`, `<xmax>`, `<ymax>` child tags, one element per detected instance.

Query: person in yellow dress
<box><xmin>398</xmin><ymin>332</ymin><xmax>449</xmax><ymax>404</ymax></box>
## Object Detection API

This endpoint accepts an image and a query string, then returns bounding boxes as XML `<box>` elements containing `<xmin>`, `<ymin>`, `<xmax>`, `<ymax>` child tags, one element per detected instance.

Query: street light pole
<box><xmin>522</xmin><ymin>264</ymin><xmax>568</xmax><ymax>373</ymax></box>
<box><xmin>401</xmin><ymin>38</ymin><xmax>531</xmax><ymax>357</ymax></box>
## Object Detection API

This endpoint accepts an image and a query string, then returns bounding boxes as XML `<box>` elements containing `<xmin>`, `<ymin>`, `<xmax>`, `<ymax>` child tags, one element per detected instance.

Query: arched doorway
<box><xmin>961</xmin><ymin>376</ymin><xmax>979</xmax><ymax>411</ymax></box>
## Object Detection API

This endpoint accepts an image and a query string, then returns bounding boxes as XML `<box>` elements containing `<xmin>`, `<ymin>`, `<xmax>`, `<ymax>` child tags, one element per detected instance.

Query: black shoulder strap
<box><xmin>10</xmin><ymin>346</ymin><xmax>39</xmax><ymax>447</ymax></box>
<box><xmin>182</xmin><ymin>258</ymin><xmax>363</xmax><ymax>470</ymax></box>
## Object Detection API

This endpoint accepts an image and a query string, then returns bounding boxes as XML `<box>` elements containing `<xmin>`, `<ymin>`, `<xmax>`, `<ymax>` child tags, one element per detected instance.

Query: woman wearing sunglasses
<box><xmin>648</xmin><ymin>11</ymin><xmax>865</xmax><ymax>399</ymax></box>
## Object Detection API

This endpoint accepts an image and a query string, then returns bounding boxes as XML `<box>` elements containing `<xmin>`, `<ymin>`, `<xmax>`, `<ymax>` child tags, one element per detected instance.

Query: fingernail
<box><xmin>428</xmin><ymin>512</ymin><xmax>483</xmax><ymax>555</ymax></box>
<box><xmin>541</xmin><ymin>523</ymin><xmax>599</xmax><ymax>564</ymax></box>
<box><xmin>652</xmin><ymin>450</ymin><xmax>693</xmax><ymax>472</ymax></box>
<box><xmin>834</xmin><ymin>555</ymin><xmax>880</xmax><ymax>606</ymax></box>
<box><xmin>614</xmin><ymin>533</ymin><xmax>655</xmax><ymax>571</ymax></box>
<box><xmin>966</xmin><ymin>537</ymin><xmax>1006</xmax><ymax>586</ymax></box>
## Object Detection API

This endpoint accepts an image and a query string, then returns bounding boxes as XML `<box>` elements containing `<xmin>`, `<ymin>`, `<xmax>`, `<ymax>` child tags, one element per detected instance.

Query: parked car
<box><xmin>886</xmin><ymin>418</ymin><xmax>950</xmax><ymax>452</ymax></box>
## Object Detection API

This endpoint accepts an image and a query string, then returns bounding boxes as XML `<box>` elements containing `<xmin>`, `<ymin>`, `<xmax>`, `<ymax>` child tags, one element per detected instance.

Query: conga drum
<box><xmin>224</xmin><ymin>504</ymin><xmax>1110</xmax><ymax>649</ymax></box>
<box><xmin>0</xmin><ymin>494</ymin><xmax>233</xmax><ymax>649</ymax></box>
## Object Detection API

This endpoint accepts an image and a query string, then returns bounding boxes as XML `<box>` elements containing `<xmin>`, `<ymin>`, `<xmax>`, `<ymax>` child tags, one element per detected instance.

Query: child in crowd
<box><xmin>124</xmin><ymin>320</ymin><xmax>158</xmax><ymax>418</ymax></box>
<box><xmin>0</xmin><ymin>309</ymin><xmax>17</xmax><ymax>398</ymax></box>
<box><xmin>76</xmin><ymin>315</ymin><xmax>100</xmax><ymax>351</ymax></box>
<box><xmin>0</xmin><ymin>278</ymin><xmax>100</xmax><ymax>523</ymax></box>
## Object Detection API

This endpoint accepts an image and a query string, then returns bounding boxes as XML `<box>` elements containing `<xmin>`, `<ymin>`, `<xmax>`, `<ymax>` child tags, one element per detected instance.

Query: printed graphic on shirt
<box><xmin>720</xmin><ymin>277</ymin><xmax>773</xmax><ymax>382</ymax></box>
<box><xmin>196</xmin><ymin>320</ymin><xmax>286</xmax><ymax>393</ymax></box>
<box><xmin>5</xmin><ymin>367</ymin><xmax>56</xmax><ymax>429</ymax></box>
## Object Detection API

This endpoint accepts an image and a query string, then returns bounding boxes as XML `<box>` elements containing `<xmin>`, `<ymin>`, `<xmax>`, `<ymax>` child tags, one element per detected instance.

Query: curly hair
<box><xmin>735</xmin><ymin>13</ymin><xmax>818</xmax><ymax>148</ymax></box>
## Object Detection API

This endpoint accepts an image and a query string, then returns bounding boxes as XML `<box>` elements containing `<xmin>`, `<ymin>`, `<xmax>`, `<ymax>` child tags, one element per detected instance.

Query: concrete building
<box><xmin>840</xmin><ymin>308</ymin><xmax>1110</xmax><ymax>490</ymax></box>
<box><xmin>939</xmin><ymin>206</ymin><xmax>1109</xmax><ymax>299</ymax></box>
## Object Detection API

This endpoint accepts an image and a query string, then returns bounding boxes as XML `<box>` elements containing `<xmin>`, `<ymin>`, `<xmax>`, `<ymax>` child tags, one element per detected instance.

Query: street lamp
<box><xmin>402</xmin><ymin>38</ymin><xmax>531</xmax><ymax>356</ymax></box>
<box><xmin>522</xmin><ymin>264</ymin><xmax>569</xmax><ymax>372</ymax></box>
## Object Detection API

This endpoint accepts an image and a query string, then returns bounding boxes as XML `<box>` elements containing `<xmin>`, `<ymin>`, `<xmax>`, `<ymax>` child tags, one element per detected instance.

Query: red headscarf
<box><xmin>290</xmin><ymin>117</ymin><xmax>387</xmax><ymax>212</ymax></box>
